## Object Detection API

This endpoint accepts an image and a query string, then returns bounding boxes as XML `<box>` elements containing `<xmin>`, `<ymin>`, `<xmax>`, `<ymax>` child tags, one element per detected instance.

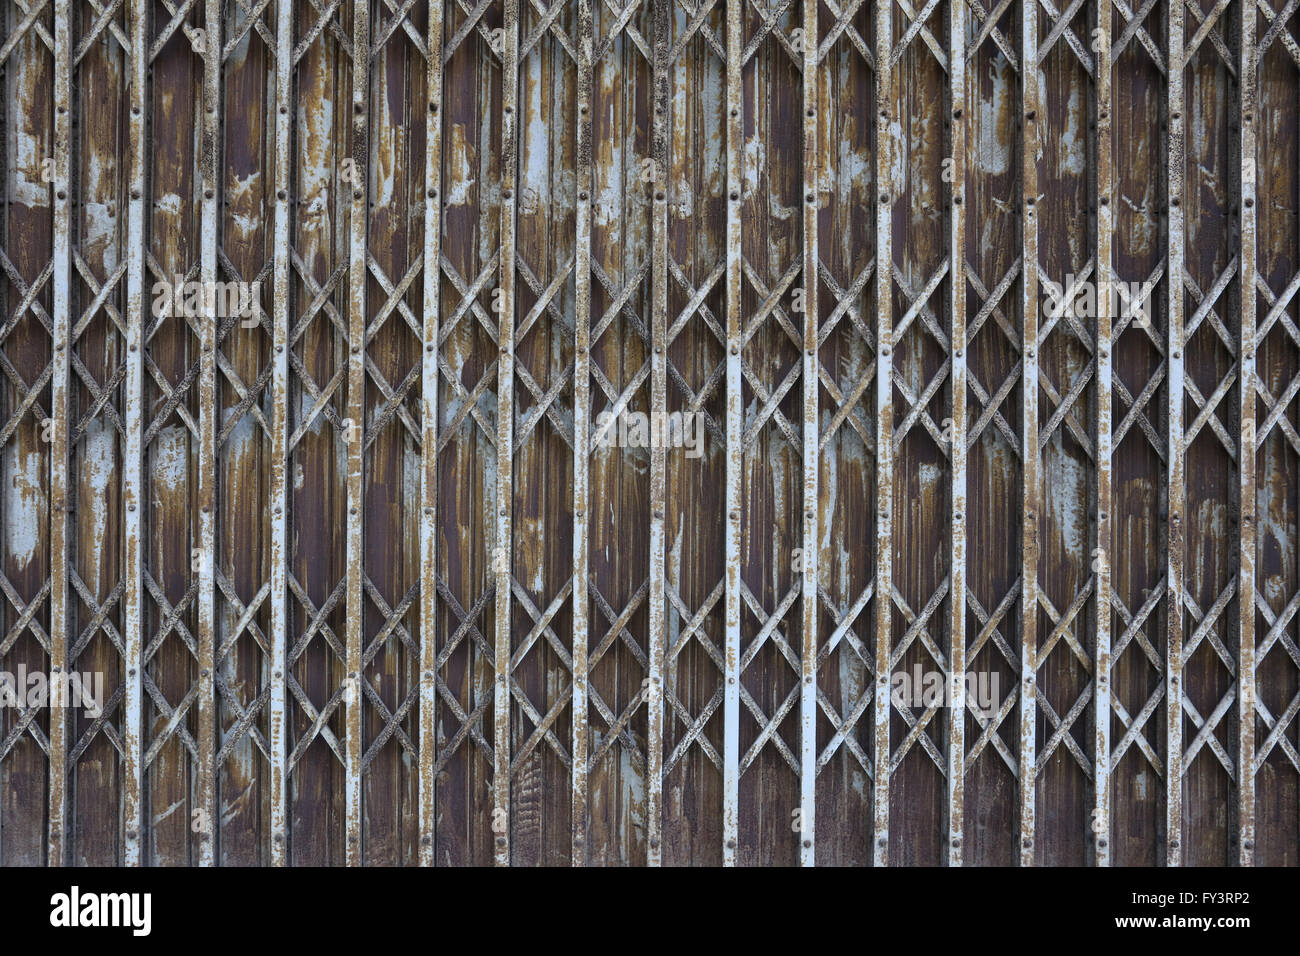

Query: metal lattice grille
<box><xmin>0</xmin><ymin>0</ymin><xmax>1297</xmax><ymax>866</ymax></box>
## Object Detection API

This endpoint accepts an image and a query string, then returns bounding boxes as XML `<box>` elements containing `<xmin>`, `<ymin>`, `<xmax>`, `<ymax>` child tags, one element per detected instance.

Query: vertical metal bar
<box><xmin>722</xmin><ymin>0</ymin><xmax>744</xmax><ymax>868</ymax></box>
<box><xmin>798</xmin><ymin>0</ymin><xmax>820</xmax><ymax>870</ymax></box>
<box><xmin>571</xmin><ymin>0</ymin><xmax>593</xmax><ymax>867</ymax></box>
<box><xmin>345</xmin><ymin>0</ymin><xmax>369</xmax><ymax>868</ymax></box>
<box><xmin>269</xmin><ymin>0</ymin><xmax>293</xmax><ymax>868</ymax></box>
<box><xmin>196</xmin><ymin>0</ymin><xmax>221</xmax><ymax>869</ymax></box>
<box><xmin>872</xmin><ymin>0</ymin><xmax>895</xmax><ymax>869</ymax></box>
<box><xmin>419</xmin><ymin>0</ymin><xmax>445</xmax><ymax>869</ymax></box>
<box><xmin>1165</xmin><ymin>0</ymin><xmax>1185</xmax><ymax>869</ymax></box>
<box><xmin>47</xmin><ymin>0</ymin><xmax>71</xmax><ymax>868</ymax></box>
<box><xmin>123</xmin><ymin>0</ymin><xmax>147</xmax><ymax>869</ymax></box>
<box><xmin>1092</xmin><ymin>0</ymin><xmax>1113</xmax><ymax>869</ymax></box>
<box><xmin>945</xmin><ymin>0</ymin><xmax>967</xmax><ymax>869</ymax></box>
<box><xmin>1018</xmin><ymin>0</ymin><xmax>1040</xmax><ymax>867</ymax></box>
<box><xmin>646</xmin><ymin>0</ymin><xmax>669</xmax><ymax>869</ymax></box>
<box><xmin>494</xmin><ymin>0</ymin><xmax>519</xmax><ymax>869</ymax></box>
<box><xmin>1237</xmin><ymin>0</ymin><xmax>1257</xmax><ymax>868</ymax></box>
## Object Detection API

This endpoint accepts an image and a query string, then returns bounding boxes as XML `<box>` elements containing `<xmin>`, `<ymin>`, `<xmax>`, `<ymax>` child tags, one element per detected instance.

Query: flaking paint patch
<box><xmin>1057</xmin><ymin>73</ymin><xmax>1086</xmax><ymax>176</ymax></box>
<box><xmin>151</xmin><ymin>425</ymin><xmax>189</xmax><ymax>495</ymax></box>
<box><xmin>4</xmin><ymin>442</ymin><xmax>44</xmax><ymax>570</ymax></box>
<box><xmin>155</xmin><ymin>192</ymin><xmax>182</xmax><ymax>217</ymax></box>
<box><xmin>12</xmin><ymin>122</ymin><xmax>48</xmax><ymax>207</ymax></box>
<box><xmin>447</xmin><ymin>124</ymin><xmax>476</xmax><ymax>206</ymax></box>
<box><xmin>976</xmin><ymin>55</ymin><xmax>1012</xmax><ymax>175</ymax></box>
<box><xmin>80</xmin><ymin>418</ymin><xmax>116</xmax><ymax>593</ymax></box>
<box><xmin>1045</xmin><ymin>433</ymin><xmax>1087</xmax><ymax>558</ymax></box>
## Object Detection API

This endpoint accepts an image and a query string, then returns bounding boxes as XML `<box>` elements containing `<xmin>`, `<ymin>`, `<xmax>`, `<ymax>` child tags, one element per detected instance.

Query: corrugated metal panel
<box><xmin>1</xmin><ymin>0</ymin><xmax>1298</xmax><ymax>867</ymax></box>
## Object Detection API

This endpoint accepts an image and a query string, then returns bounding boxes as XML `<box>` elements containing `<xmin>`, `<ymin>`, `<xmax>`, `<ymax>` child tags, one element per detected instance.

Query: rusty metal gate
<box><xmin>1</xmin><ymin>0</ymin><xmax>1298</xmax><ymax>867</ymax></box>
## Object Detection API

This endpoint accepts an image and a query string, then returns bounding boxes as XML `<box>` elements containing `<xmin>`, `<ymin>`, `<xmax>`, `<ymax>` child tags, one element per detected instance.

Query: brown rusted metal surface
<box><xmin>2</xmin><ymin>0</ymin><xmax>1299</xmax><ymax>867</ymax></box>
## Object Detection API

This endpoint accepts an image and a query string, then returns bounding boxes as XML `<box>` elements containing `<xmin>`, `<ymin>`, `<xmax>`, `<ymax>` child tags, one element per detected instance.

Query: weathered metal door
<box><xmin>1</xmin><ymin>0</ymin><xmax>1298</xmax><ymax>866</ymax></box>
